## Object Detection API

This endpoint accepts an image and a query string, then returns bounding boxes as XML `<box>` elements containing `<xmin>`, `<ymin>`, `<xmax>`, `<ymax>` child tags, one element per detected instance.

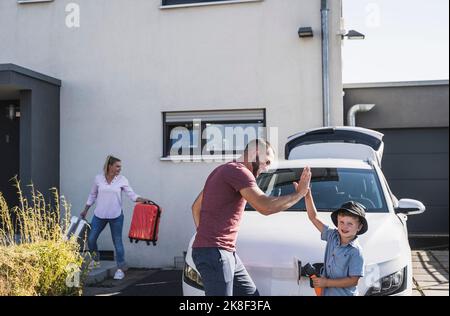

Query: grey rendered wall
<box><xmin>343</xmin><ymin>84</ymin><xmax>449</xmax><ymax>128</ymax></box>
<box><xmin>13</xmin><ymin>78</ymin><xmax>60</xmax><ymax>198</ymax></box>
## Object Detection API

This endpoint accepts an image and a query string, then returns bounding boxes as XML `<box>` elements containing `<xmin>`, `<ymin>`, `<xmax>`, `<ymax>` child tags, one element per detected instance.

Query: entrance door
<box><xmin>0</xmin><ymin>102</ymin><xmax>20</xmax><ymax>206</ymax></box>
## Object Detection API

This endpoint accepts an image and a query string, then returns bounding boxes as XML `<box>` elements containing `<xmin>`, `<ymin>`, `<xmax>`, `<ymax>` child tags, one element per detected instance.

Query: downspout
<box><xmin>347</xmin><ymin>104</ymin><xmax>376</xmax><ymax>126</ymax></box>
<box><xmin>321</xmin><ymin>0</ymin><xmax>330</xmax><ymax>127</ymax></box>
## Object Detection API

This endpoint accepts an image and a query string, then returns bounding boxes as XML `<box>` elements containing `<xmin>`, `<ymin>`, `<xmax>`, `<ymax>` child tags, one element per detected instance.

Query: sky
<box><xmin>342</xmin><ymin>0</ymin><xmax>449</xmax><ymax>83</ymax></box>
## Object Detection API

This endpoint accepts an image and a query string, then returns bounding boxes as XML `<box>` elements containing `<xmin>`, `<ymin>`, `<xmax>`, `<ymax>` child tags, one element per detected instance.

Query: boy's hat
<box><xmin>331</xmin><ymin>201</ymin><xmax>368</xmax><ymax>235</ymax></box>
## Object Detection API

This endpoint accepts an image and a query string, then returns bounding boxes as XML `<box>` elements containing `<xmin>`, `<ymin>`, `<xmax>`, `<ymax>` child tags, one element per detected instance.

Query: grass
<box><xmin>0</xmin><ymin>178</ymin><xmax>89</xmax><ymax>296</ymax></box>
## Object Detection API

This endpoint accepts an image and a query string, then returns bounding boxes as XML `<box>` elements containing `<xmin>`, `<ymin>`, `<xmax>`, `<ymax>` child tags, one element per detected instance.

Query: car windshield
<box><xmin>246</xmin><ymin>168</ymin><xmax>388</xmax><ymax>212</ymax></box>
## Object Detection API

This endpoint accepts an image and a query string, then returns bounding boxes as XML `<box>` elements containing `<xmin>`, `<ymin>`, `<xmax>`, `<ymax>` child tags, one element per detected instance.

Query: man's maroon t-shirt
<box><xmin>193</xmin><ymin>162</ymin><xmax>257</xmax><ymax>252</ymax></box>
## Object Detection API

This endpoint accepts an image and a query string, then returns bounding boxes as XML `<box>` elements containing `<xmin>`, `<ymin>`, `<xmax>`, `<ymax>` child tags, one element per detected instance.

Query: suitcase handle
<box><xmin>142</xmin><ymin>200</ymin><xmax>157</xmax><ymax>206</ymax></box>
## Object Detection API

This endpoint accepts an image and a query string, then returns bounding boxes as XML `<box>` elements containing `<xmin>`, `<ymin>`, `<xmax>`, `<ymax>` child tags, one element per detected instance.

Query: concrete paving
<box><xmin>83</xmin><ymin>251</ymin><xmax>449</xmax><ymax>296</ymax></box>
<box><xmin>83</xmin><ymin>268</ymin><xmax>162</xmax><ymax>296</ymax></box>
<box><xmin>84</xmin><ymin>261</ymin><xmax>117</xmax><ymax>286</ymax></box>
<box><xmin>412</xmin><ymin>251</ymin><xmax>449</xmax><ymax>297</ymax></box>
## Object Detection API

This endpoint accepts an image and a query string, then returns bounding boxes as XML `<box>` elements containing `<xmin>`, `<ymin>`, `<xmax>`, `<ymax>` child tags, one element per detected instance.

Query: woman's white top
<box><xmin>86</xmin><ymin>174</ymin><xmax>140</xmax><ymax>219</ymax></box>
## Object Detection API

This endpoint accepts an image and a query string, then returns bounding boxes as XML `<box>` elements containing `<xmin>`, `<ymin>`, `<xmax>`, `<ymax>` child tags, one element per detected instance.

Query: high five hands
<box><xmin>293</xmin><ymin>166</ymin><xmax>312</xmax><ymax>197</ymax></box>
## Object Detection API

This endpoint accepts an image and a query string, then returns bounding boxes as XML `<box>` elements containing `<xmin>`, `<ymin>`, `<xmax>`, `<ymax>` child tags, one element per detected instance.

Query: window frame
<box><xmin>17</xmin><ymin>0</ymin><xmax>53</xmax><ymax>4</ymax></box>
<box><xmin>162</xmin><ymin>109</ymin><xmax>266</xmax><ymax>158</ymax></box>
<box><xmin>160</xmin><ymin>0</ymin><xmax>263</xmax><ymax>9</ymax></box>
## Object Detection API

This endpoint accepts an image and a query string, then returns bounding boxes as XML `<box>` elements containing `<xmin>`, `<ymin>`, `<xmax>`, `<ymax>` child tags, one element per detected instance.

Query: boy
<box><xmin>305</xmin><ymin>189</ymin><xmax>368</xmax><ymax>296</ymax></box>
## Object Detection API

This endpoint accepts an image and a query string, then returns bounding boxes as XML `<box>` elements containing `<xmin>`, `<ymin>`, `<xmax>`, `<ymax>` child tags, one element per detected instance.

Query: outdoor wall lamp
<box><xmin>298</xmin><ymin>27</ymin><xmax>314</xmax><ymax>38</ymax></box>
<box><xmin>6</xmin><ymin>104</ymin><xmax>15</xmax><ymax>121</ymax></box>
<box><xmin>343</xmin><ymin>29</ymin><xmax>365</xmax><ymax>40</ymax></box>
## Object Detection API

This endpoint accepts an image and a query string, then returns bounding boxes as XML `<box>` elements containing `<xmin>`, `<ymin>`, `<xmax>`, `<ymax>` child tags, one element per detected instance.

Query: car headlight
<box><xmin>183</xmin><ymin>262</ymin><xmax>204</xmax><ymax>290</ymax></box>
<box><xmin>365</xmin><ymin>267</ymin><xmax>407</xmax><ymax>296</ymax></box>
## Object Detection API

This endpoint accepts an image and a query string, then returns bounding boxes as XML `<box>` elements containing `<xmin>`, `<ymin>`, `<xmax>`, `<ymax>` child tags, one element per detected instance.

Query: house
<box><xmin>0</xmin><ymin>0</ymin><xmax>344</xmax><ymax>268</ymax></box>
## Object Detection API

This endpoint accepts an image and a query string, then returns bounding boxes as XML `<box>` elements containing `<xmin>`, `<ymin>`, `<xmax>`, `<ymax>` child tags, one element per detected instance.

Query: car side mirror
<box><xmin>395</xmin><ymin>199</ymin><xmax>426</xmax><ymax>215</ymax></box>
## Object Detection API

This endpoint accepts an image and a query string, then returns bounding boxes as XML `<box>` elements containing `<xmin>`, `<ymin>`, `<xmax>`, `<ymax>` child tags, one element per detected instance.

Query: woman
<box><xmin>81</xmin><ymin>155</ymin><xmax>151</xmax><ymax>280</ymax></box>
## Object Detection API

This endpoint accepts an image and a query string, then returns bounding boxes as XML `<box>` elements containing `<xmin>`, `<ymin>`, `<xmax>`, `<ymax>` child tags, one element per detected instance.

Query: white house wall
<box><xmin>0</xmin><ymin>0</ymin><xmax>343</xmax><ymax>267</ymax></box>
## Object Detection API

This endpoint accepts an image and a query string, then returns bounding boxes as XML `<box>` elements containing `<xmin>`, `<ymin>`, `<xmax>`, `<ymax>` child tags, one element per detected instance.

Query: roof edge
<box><xmin>0</xmin><ymin>63</ymin><xmax>61</xmax><ymax>87</ymax></box>
<box><xmin>344</xmin><ymin>80</ymin><xmax>449</xmax><ymax>89</ymax></box>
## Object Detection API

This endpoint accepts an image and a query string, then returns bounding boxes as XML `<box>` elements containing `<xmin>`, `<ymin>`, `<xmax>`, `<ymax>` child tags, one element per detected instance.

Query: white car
<box><xmin>183</xmin><ymin>127</ymin><xmax>425</xmax><ymax>296</ymax></box>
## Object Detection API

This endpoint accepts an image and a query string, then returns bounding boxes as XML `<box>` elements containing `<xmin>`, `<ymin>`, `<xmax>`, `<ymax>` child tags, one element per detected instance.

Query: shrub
<box><xmin>0</xmin><ymin>178</ymin><xmax>88</xmax><ymax>296</ymax></box>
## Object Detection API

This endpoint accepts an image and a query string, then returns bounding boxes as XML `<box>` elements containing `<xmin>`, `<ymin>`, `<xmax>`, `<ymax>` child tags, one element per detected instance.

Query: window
<box><xmin>161</xmin><ymin>0</ymin><xmax>261</xmax><ymax>7</ymax></box>
<box><xmin>162</xmin><ymin>0</ymin><xmax>229</xmax><ymax>6</ymax></box>
<box><xmin>246</xmin><ymin>168</ymin><xmax>388</xmax><ymax>213</ymax></box>
<box><xmin>163</xmin><ymin>109</ymin><xmax>266</xmax><ymax>158</ymax></box>
<box><xmin>163</xmin><ymin>0</ymin><xmax>227</xmax><ymax>5</ymax></box>
<box><xmin>17</xmin><ymin>0</ymin><xmax>53</xmax><ymax>3</ymax></box>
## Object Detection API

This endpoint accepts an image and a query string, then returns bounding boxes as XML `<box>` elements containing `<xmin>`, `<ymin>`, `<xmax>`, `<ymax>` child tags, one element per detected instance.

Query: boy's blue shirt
<box><xmin>321</xmin><ymin>225</ymin><xmax>365</xmax><ymax>296</ymax></box>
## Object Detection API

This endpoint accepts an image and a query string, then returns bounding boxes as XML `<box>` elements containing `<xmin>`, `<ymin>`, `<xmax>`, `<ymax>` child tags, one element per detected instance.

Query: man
<box><xmin>191</xmin><ymin>139</ymin><xmax>311</xmax><ymax>296</ymax></box>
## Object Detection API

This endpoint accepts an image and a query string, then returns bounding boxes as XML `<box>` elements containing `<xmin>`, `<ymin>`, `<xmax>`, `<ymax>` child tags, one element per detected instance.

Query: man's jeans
<box><xmin>88</xmin><ymin>213</ymin><xmax>126</xmax><ymax>269</ymax></box>
<box><xmin>192</xmin><ymin>247</ymin><xmax>260</xmax><ymax>296</ymax></box>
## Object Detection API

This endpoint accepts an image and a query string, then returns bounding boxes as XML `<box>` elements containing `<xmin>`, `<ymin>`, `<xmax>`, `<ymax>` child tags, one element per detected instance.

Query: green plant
<box><xmin>0</xmin><ymin>178</ymin><xmax>88</xmax><ymax>296</ymax></box>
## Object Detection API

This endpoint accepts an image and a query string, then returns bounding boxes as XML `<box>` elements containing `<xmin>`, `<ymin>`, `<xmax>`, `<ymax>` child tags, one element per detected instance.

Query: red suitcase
<box><xmin>128</xmin><ymin>201</ymin><xmax>162</xmax><ymax>246</ymax></box>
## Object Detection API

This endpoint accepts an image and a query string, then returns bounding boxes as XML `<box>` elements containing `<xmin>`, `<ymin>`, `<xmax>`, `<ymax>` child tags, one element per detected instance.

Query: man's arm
<box><xmin>305</xmin><ymin>190</ymin><xmax>325</xmax><ymax>233</ymax></box>
<box><xmin>192</xmin><ymin>191</ymin><xmax>203</xmax><ymax>228</ymax></box>
<box><xmin>240</xmin><ymin>167</ymin><xmax>311</xmax><ymax>216</ymax></box>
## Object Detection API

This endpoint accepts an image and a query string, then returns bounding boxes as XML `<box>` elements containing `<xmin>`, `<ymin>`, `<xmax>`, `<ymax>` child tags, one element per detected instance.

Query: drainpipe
<box><xmin>347</xmin><ymin>104</ymin><xmax>376</xmax><ymax>126</ymax></box>
<box><xmin>321</xmin><ymin>0</ymin><xmax>330</xmax><ymax>127</ymax></box>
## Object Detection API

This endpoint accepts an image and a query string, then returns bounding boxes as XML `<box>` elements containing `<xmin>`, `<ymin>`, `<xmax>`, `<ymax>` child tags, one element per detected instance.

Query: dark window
<box><xmin>163</xmin><ymin>110</ymin><xmax>266</xmax><ymax>157</ymax></box>
<box><xmin>162</xmin><ymin>0</ymin><xmax>233</xmax><ymax>5</ymax></box>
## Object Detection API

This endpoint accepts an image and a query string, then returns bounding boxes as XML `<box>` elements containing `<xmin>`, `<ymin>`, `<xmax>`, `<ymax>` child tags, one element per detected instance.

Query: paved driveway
<box><xmin>412</xmin><ymin>250</ymin><xmax>449</xmax><ymax>296</ymax></box>
<box><xmin>84</xmin><ymin>250</ymin><xmax>449</xmax><ymax>296</ymax></box>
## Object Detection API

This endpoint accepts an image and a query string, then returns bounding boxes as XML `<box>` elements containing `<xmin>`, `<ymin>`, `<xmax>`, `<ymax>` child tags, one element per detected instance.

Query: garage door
<box><xmin>378</xmin><ymin>128</ymin><xmax>449</xmax><ymax>236</ymax></box>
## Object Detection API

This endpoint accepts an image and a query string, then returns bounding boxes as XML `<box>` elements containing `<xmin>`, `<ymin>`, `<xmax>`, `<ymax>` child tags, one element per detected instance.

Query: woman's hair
<box><xmin>103</xmin><ymin>155</ymin><xmax>121</xmax><ymax>176</ymax></box>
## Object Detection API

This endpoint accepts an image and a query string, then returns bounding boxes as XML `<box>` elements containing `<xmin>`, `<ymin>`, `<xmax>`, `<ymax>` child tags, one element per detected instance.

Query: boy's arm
<box><xmin>313</xmin><ymin>276</ymin><xmax>360</xmax><ymax>289</ymax></box>
<box><xmin>305</xmin><ymin>189</ymin><xmax>325</xmax><ymax>233</ymax></box>
<box><xmin>314</xmin><ymin>249</ymin><xmax>365</xmax><ymax>289</ymax></box>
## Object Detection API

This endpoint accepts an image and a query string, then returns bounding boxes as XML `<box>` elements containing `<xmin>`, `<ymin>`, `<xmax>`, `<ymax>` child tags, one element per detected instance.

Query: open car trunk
<box><xmin>285</xmin><ymin>127</ymin><xmax>384</xmax><ymax>166</ymax></box>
